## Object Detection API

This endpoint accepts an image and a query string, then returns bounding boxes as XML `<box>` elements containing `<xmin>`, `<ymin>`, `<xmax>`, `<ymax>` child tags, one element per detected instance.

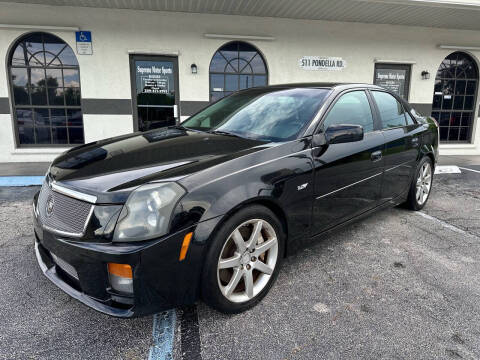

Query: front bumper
<box><xmin>35</xmin><ymin>240</ymin><xmax>134</xmax><ymax>317</ymax></box>
<box><xmin>34</xmin><ymin>216</ymin><xmax>216</xmax><ymax>318</ymax></box>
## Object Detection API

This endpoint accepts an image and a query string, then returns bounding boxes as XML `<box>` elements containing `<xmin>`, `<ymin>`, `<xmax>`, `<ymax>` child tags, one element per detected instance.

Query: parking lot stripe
<box><xmin>0</xmin><ymin>176</ymin><xmax>44</xmax><ymax>186</ymax></box>
<box><xmin>148</xmin><ymin>310</ymin><xmax>176</xmax><ymax>360</ymax></box>
<box><xmin>416</xmin><ymin>212</ymin><xmax>468</xmax><ymax>236</ymax></box>
<box><xmin>458</xmin><ymin>167</ymin><xmax>480</xmax><ymax>174</ymax></box>
<box><xmin>180</xmin><ymin>305</ymin><xmax>202</xmax><ymax>360</ymax></box>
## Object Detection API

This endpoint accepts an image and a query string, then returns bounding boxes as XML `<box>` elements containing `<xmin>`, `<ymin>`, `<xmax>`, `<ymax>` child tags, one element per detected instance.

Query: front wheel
<box><xmin>405</xmin><ymin>157</ymin><xmax>434</xmax><ymax>211</ymax></box>
<box><xmin>201</xmin><ymin>205</ymin><xmax>285</xmax><ymax>313</ymax></box>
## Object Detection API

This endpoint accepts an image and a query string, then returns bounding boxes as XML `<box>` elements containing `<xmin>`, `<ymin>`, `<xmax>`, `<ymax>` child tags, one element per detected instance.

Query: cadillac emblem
<box><xmin>46</xmin><ymin>195</ymin><xmax>54</xmax><ymax>217</ymax></box>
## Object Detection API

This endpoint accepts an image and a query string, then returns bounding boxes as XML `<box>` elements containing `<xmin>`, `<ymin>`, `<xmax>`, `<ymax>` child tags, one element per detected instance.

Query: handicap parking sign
<box><xmin>75</xmin><ymin>31</ymin><xmax>92</xmax><ymax>55</ymax></box>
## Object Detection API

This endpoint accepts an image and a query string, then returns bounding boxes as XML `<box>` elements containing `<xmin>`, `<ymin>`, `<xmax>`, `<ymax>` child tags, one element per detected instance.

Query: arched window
<box><xmin>8</xmin><ymin>32</ymin><xmax>83</xmax><ymax>146</ymax></box>
<box><xmin>209</xmin><ymin>41</ymin><xmax>268</xmax><ymax>102</ymax></box>
<box><xmin>431</xmin><ymin>52</ymin><xmax>478</xmax><ymax>143</ymax></box>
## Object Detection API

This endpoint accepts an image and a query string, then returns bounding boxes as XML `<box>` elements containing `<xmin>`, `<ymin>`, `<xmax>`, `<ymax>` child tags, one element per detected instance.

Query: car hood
<box><xmin>49</xmin><ymin>127</ymin><xmax>267</xmax><ymax>200</ymax></box>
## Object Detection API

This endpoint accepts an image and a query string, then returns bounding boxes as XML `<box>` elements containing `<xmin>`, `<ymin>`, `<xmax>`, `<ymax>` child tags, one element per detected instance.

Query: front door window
<box><xmin>321</xmin><ymin>90</ymin><xmax>374</xmax><ymax>132</ymax></box>
<box><xmin>130</xmin><ymin>56</ymin><xmax>178</xmax><ymax>132</ymax></box>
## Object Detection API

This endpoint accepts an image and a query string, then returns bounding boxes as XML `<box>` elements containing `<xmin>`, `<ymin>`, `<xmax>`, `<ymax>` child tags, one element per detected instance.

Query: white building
<box><xmin>1</xmin><ymin>0</ymin><xmax>480</xmax><ymax>163</ymax></box>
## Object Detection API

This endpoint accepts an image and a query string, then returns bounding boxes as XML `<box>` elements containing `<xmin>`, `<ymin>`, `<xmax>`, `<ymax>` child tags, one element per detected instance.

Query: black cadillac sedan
<box><xmin>33</xmin><ymin>83</ymin><xmax>439</xmax><ymax>317</ymax></box>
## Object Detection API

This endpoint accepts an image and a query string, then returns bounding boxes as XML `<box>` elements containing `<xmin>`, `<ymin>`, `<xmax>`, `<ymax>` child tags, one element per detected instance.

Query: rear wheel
<box><xmin>405</xmin><ymin>157</ymin><xmax>434</xmax><ymax>210</ymax></box>
<box><xmin>201</xmin><ymin>205</ymin><xmax>285</xmax><ymax>313</ymax></box>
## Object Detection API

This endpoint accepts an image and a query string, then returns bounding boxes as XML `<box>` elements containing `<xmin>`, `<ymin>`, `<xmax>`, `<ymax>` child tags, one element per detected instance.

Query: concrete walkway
<box><xmin>438</xmin><ymin>155</ymin><xmax>480</xmax><ymax>166</ymax></box>
<box><xmin>0</xmin><ymin>162</ymin><xmax>50</xmax><ymax>176</ymax></box>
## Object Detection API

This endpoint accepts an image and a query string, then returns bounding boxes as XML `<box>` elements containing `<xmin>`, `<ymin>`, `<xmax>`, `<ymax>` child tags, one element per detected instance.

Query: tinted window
<box><xmin>183</xmin><ymin>88</ymin><xmax>330</xmax><ymax>142</ymax></box>
<box><xmin>372</xmin><ymin>91</ymin><xmax>407</xmax><ymax>129</ymax></box>
<box><xmin>322</xmin><ymin>91</ymin><xmax>374</xmax><ymax>133</ymax></box>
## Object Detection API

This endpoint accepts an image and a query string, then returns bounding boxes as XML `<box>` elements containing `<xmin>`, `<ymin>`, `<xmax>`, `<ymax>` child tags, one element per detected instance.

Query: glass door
<box><xmin>130</xmin><ymin>55</ymin><xmax>179</xmax><ymax>132</ymax></box>
<box><xmin>374</xmin><ymin>63</ymin><xmax>411</xmax><ymax>100</ymax></box>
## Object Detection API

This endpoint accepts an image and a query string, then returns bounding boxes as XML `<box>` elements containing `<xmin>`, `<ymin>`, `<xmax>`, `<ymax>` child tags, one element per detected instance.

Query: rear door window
<box><xmin>372</xmin><ymin>91</ymin><xmax>407</xmax><ymax>129</ymax></box>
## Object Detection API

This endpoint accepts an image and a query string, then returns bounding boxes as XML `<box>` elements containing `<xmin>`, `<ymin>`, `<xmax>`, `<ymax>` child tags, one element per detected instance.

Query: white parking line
<box><xmin>415</xmin><ymin>211</ymin><xmax>468</xmax><ymax>236</ymax></box>
<box><xmin>458</xmin><ymin>167</ymin><xmax>480</xmax><ymax>174</ymax></box>
<box><xmin>434</xmin><ymin>165</ymin><xmax>461</xmax><ymax>174</ymax></box>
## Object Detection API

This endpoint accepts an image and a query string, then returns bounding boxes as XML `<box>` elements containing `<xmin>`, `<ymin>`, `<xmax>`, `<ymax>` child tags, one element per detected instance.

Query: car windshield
<box><xmin>182</xmin><ymin>88</ymin><xmax>331</xmax><ymax>142</ymax></box>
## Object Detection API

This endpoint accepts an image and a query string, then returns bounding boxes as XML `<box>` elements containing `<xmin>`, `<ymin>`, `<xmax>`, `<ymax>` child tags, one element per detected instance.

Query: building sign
<box><xmin>136</xmin><ymin>64</ymin><xmax>173</xmax><ymax>94</ymax></box>
<box><xmin>374</xmin><ymin>69</ymin><xmax>405</xmax><ymax>94</ymax></box>
<box><xmin>142</xmin><ymin>76</ymin><xmax>169</xmax><ymax>94</ymax></box>
<box><xmin>299</xmin><ymin>56</ymin><xmax>346</xmax><ymax>71</ymax></box>
<box><xmin>132</xmin><ymin>58</ymin><xmax>177</xmax><ymax>132</ymax></box>
<box><xmin>374</xmin><ymin>64</ymin><xmax>411</xmax><ymax>99</ymax></box>
<box><xmin>75</xmin><ymin>31</ymin><xmax>92</xmax><ymax>55</ymax></box>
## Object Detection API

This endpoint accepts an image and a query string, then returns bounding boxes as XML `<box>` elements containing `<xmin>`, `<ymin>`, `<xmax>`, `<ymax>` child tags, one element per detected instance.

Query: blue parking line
<box><xmin>148</xmin><ymin>309</ymin><xmax>177</xmax><ymax>360</ymax></box>
<box><xmin>0</xmin><ymin>176</ymin><xmax>44</xmax><ymax>187</ymax></box>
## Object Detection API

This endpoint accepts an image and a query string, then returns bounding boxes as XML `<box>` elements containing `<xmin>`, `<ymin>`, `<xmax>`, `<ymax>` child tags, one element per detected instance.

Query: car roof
<box><xmin>243</xmin><ymin>82</ymin><xmax>412</xmax><ymax>109</ymax></box>
<box><xmin>264</xmin><ymin>82</ymin><xmax>383</xmax><ymax>90</ymax></box>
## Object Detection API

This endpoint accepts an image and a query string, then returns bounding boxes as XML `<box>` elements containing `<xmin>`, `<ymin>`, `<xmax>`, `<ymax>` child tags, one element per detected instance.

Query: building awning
<box><xmin>2</xmin><ymin>0</ymin><xmax>480</xmax><ymax>31</ymax></box>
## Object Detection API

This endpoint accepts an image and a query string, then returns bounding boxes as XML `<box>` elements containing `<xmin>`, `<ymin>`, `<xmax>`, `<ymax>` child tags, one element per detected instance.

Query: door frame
<box><xmin>129</xmin><ymin>54</ymin><xmax>180</xmax><ymax>132</ymax></box>
<box><xmin>373</xmin><ymin>63</ymin><xmax>411</xmax><ymax>101</ymax></box>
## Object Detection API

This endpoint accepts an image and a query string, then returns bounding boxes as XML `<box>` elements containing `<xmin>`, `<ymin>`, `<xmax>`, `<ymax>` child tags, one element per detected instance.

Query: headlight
<box><xmin>113</xmin><ymin>182</ymin><xmax>185</xmax><ymax>242</ymax></box>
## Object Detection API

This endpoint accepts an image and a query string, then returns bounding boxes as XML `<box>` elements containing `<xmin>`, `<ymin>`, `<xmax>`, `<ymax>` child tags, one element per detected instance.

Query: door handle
<box><xmin>411</xmin><ymin>137</ymin><xmax>419</xmax><ymax>147</ymax></box>
<box><xmin>371</xmin><ymin>150</ymin><xmax>382</xmax><ymax>162</ymax></box>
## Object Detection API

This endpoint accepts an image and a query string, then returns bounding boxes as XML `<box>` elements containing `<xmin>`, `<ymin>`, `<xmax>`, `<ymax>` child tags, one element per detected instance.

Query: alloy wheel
<box><xmin>416</xmin><ymin>162</ymin><xmax>432</xmax><ymax>205</ymax></box>
<box><xmin>217</xmin><ymin>219</ymin><xmax>279</xmax><ymax>303</ymax></box>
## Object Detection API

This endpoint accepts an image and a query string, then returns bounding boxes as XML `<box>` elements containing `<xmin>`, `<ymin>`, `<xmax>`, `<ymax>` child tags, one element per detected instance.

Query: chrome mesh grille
<box><xmin>37</xmin><ymin>181</ymin><xmax>93</xmax><ymax>236</ymax></box>
<box><xmin>51</xmin><ymin>252</ymin><xmax>79</xmax><ymax>280</ymax></box>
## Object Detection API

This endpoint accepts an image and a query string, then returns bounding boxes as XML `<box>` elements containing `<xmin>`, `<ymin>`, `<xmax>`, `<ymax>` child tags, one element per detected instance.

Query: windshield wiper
<box><xmin>209</xmin><ymin>130</ymin><xmax>243</xmax><ymax>138</ymax></box>
<box><xmin>173</xmin><ymin>125</ymin><xmax>208</xmax><ymax>134</ymax></box>
<box><xmin>172</xmin><ymin>124</ymin><xmax>191</xmax><ymax>131</ymax></box>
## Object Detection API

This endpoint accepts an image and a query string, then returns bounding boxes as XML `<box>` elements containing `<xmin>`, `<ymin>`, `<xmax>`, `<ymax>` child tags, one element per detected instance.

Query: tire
<box><xmin>201</xmin><ymin>205</ymin><xmax>285</xmax><ymax>314</ymax></box>
<box><xmin>405</xmin><ymin>156</ymin><xmax>434</xmax><ymax>211</ymax></box>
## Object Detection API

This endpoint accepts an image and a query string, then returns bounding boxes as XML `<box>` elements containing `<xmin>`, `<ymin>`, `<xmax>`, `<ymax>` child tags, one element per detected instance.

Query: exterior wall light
<box><xmin>191</xmin><ymin>64</ymin><xmax>198</xmax><ymax>74</ymax></box>
<box><xmin>421</xmin><ymin>70</ymin><xmax>430</xmax><ymax>80</ymax></box>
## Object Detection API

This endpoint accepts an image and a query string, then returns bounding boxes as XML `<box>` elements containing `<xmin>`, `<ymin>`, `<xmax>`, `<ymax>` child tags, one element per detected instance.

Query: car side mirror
<box><xmin>325</xmin><ymin>124</ymin><xmax>364</xmax><ymax>144</ymax></box>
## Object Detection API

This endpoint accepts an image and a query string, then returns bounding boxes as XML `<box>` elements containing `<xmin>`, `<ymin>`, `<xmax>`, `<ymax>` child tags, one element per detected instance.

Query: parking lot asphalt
<box><xmin>0</xmin><ymin>164</ymin><xmax>479</xmax><ymax>360</ymax></box>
